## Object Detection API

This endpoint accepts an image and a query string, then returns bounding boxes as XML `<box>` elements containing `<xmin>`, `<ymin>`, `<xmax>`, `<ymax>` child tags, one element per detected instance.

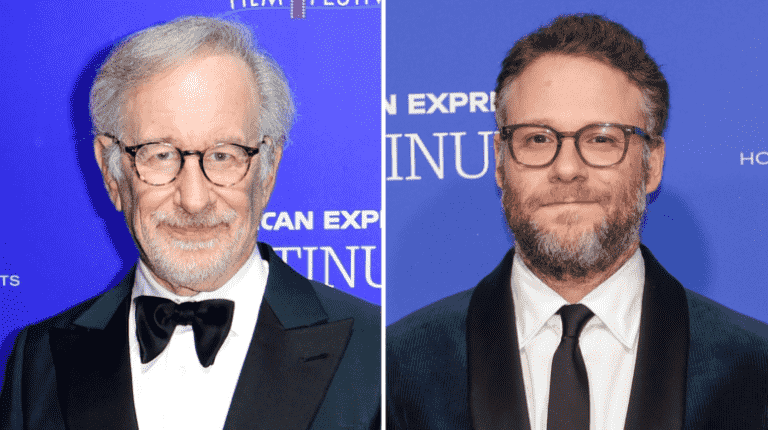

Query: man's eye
<box><xmin>585</xmin><ymin>135</ymin><xmax>619</xmax><ymax>146</ymax></box>
<box><xmin>154</xmin><ymin>151</ymin><xmax>175</xmax><ymax>160</ymax></box>
<box><xmin>143</xmin><ymin>149</ymin><xmax>178</xmax><ymax>163</ymax></box>
<box><xmin>209</xmin><ymin>152</ymin><xmax>232</xmax><ymax>162</ymax></box>
<box><xmin>593</xmin><ymin>135</ymin><xmax>614</xmax><ymax>143</ymax></box>
<box><xmin>528</xmin><ymin>134</ymin><xmax>552</xmax><ymax>144</ymax></box>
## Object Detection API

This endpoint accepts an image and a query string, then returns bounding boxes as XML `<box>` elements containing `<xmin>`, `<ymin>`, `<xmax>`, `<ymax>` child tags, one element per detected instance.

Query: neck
<box><xmin>518</xmin><ymin>241</ymin><xmax>640</xmax><ymax>304</ymax></box>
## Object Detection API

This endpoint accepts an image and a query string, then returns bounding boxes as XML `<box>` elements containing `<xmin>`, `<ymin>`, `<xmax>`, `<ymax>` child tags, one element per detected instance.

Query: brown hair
<box><xmin>494</xmin><ymin>14</ymin><xmax>668</xmax><ymax>145</ymax></box>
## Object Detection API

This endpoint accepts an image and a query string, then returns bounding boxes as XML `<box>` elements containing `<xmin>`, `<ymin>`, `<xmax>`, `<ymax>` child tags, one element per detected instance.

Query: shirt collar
<box><xmin>512</xmin><ymin>247</ymin><xmax>644</xmax><ymax>350</ymax></box>
<box><xmin>133</xmin><ymin>245</ymin><xmax>269</xmax><ymax>338</ymax></box>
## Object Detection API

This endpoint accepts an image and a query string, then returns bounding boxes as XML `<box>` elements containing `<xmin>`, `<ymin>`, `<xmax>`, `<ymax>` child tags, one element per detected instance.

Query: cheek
<box><xmin>117</xmin><ymin>181</ymin><xmax>139</xmax><ymax>223</ymax></box>
<box><xmin>129</xmin><ymin>188</ymin><xmax>173</xmax><ymax>230</ymax></box>
<box><xmin>512</xmin><ymin>172</ymin><xmax>548</xmax><ymax>205</ymax></box>
<box><xmin>500</xmin><ymin>170</ymin><xmax>529</xmax><ymax>214</ymax></box>
<box><xmin>222</xmin><ymin>187</ymin><xmax>262</xmax><ymax>227</ymax></box>
<box><xmin>601</xmin><ymin>171</ymin><xmax>643</xmax><ymax>211</ymax></box>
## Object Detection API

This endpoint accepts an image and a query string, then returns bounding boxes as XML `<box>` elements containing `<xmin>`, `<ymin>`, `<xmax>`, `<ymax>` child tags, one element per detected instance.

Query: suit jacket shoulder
<box><xmin>686</xmin><ymin>288</ymin><xmax>768</xmax><ymax>353</ymax></box>
<box><xmin>388</xmin><ymin>288</ymin><xmax>473</xmax><ymax>365</ymax></box>
<box><xmin>387</xmin><ymin>288</ymin><xmax>475</xmax><ymax>430</ymax></box>
<box><xmin>311</xmin><ymin>279</ymin><xmax>380</xmax><ymax>329</ymax></box>
<box><xmin>0</xmin><ymin>270</ymin><xmax>134</xmax><ymax>429</ymax></box>
<box><xmin>13</xmin><ymin>267</ymin><xmax>134</xmax><ymax>335</ymax></box>
<box><xmin>684</xmin><ymin>288</ymin><xmax>768</xmax><ymax>429</ymax></box>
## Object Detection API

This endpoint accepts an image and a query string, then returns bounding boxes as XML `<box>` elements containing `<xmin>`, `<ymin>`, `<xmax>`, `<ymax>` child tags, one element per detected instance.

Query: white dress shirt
<box><xmin>128</xmin><ymin>247</ymin><xmax>269</xmax><ymax>430</ymax></box>
<box><xmin>512</xmin><ymin>248</ymin><xmax>644</xmax><ymax>430</ymax></box>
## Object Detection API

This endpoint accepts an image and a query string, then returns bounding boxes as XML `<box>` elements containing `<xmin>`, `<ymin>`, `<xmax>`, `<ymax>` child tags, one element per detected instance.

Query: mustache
<box><xmin>526</xmin><ymin>186</ymin><xmax>611</xmax><ymax>209</ymax></box>
<box><xmin>151</xmin><ymin>207</ymin><xmax>237</xmax><ymax>228</ymax></box>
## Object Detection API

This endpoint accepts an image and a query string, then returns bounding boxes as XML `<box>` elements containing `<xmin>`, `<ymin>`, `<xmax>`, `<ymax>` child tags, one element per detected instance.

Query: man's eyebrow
<box><xmin>134</xmin><ymin>136</ymin><xmax>175</xmax><ymax>145</ymax></box>
<box><xmin>526</xmin><ymin>119</ymin><xmax>553</xmax><ymax>125</ymax></box>
<box><xmin>215</xmin><ymin>135</ymin><xmax>249</xmax><ymax>145</ymax></box>
<box><xmin>134</xmin><ymin>135</ymin><xmax>253</xmax><ymax>146</ymax></box>
<box><xmin>507</xmin><ymin>118</ymin><xmax>552</xmax><ymax>124</ymax></box>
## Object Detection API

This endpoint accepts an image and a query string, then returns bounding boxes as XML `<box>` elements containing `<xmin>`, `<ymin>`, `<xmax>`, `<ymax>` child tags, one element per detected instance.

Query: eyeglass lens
<box><xmin>135</xmin><ymin>143</ymin><xmax>251</xmax><ymax>186</ymax></box>
<box><xmin>509</xmin><ymin>125</ymin><xmax>628</xmax><ymax>167</ymax></box>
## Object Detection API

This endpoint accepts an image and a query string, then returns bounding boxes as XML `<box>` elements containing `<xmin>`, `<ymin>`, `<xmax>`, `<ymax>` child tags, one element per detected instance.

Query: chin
<box><xmin>517</xmin><ymin>226</ymin><xmax>609</xmax><ymax>280</ymax></box>
<box><xmin>149</xmin><ymin>247</ymin><xmax>229</xmax><ymax>288</ymax></box>
<box><xmin>535</xmin><ymin>211</ymin><xmax>600</xmax><ymax>237</ymax></box>
<box><xmin>547</xmin><ymin>229</ymin><xmax>599</xmax><ymax>252</ymax></box>
<box><xmin>141</xmin><ymin>228</ymin><xmax>249</xmax><ymax>290</ymax></box>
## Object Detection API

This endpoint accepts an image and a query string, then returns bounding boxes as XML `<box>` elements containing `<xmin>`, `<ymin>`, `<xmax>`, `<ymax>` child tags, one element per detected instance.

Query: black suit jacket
<box><xmin>387</xmin><ymin>245</ymin><xmax>768</xmax><ymax>429</ymax></box>
<box><xmin>1</xmin><ymin>242</ymin><xmax>380</xmax><ymax>430</ymax></box>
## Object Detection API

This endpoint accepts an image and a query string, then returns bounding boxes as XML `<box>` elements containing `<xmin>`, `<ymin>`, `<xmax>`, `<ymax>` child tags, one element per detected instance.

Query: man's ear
<box><xmin>645</xmin><ymin>137</ymin><xmax>666</xmax><ymax>194</ymax></box>
<box><xmin>261</xmin><ymin>136</ymin><xmax>283</xmax><ymax>199</ymax></box>
<box><xmin>493</xmin><ymin>132</ymin><xmax>504</xmax><ymax>188</ymax></box>
<box><xmin>93</xmin><ymin>135</ymin><xmax>123</xmax><ymax>212</ymax></box>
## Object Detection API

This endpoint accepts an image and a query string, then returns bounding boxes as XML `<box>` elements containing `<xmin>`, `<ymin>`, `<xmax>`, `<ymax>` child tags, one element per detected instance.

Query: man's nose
<box><xmin>549</xmin><ymin>138</ymin><xmax>588</xmax><ymax>183</ymax></box>
<box><xmin>175</xmin><ymin>156</ymin><xmax>214</xmax><ymax>213</ymax></box>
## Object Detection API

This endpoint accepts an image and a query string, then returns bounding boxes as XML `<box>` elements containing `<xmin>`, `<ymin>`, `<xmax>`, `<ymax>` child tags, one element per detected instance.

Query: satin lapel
<box><xmin>468</xmin><ymin>248</ymin><xmax>531</xmax><ymax>430</ymax></box>
<box><xmin>257</xmin><ymin>242</ymin><xmax>329</xmax><ymax>328</ymax></box>
<box><xmin>49</xmin><ymin>270</ymin><xmax>138</xmax><ymax>430</ymax></box>
<box><xmin>624</xmin><ymin>245</ymin><xmax>689</xmax><ymax>430</ymax></box>
<box><xmin>224</xmin><ymin>243</ymin><xmax>354</xmax><ymax>430</ymax></box>
<box><xmin>224</xmin><ymin>303</ymin><xmax>353</xmax><ymax>430</ymax></box>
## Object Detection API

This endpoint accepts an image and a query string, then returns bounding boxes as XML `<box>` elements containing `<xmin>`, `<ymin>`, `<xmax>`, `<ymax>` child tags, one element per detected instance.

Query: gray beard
<box><xmin>140</xmin><ymin>206</ymin><xmax>247</xmax><ymax>288</ymax></box>
<box><xmin>502</xmin><ymin>181</ymin><xmax>647</xmax><ymax>281</ymax></box>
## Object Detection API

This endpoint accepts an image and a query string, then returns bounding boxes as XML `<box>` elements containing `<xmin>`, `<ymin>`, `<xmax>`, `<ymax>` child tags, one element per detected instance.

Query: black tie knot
<box><xmin>558</xmin><ymin>304</ymin><xmax>594</xmax><ymax>339</ymax></box>
<box><xmin>135</xmin><ymin>296</ymin><xmax>235</xmax><ymax>367</ymax></box>
<box><xmin>173</xmin><ymin>303</ymin><xmax>199</xmax><ymax>324</ymax></box>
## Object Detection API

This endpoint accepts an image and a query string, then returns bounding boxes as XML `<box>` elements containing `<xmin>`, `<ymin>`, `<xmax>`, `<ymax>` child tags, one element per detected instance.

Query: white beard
<box><xmin>140</xmin><ymin>206</ymin><xmax>246</xmax><ymax>288</ymax></box>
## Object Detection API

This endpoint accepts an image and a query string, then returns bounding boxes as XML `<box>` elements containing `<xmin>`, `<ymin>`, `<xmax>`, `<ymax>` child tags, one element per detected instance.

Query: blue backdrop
<box><xmin>386</xmin><ymin>0</ymin><xmax>767</xmax><ymax>324</ymax></box>
<box><xmin>0</xmin><ymin>0</ymin><xmax>381</xmax><ymax>386</ymax></box>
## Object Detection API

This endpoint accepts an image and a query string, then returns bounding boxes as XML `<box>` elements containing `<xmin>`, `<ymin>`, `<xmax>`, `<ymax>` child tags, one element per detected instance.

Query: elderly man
<box><xmin>387</xmin><ymin>14</ymin><xmax>768</xmax><ymax>430</ymax></box>
<box><xmin>0</xmin><ymin>17</ymin><xmax>379</xmax><ymax>430</ymax></box>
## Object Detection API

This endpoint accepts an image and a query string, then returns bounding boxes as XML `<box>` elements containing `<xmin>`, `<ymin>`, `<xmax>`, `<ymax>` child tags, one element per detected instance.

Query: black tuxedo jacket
<box><xmin>1</xmin><ymin>242</ymin><xmax>380</xmax><ymax>430</ymax></box>
<box><xmin>387</xmin><ymin>245</ymin><xmax>768</xmax><ymax>429</ymax></box>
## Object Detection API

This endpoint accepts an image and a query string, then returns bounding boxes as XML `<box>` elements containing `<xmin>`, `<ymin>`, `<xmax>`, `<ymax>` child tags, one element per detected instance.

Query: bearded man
<box><xmin>0</xmin><ymin>16</ymin><xmax>379</xmax><ymax>430</ymax></box>
<box><xmin>387</xmin><ymin>14</ymin><xmax>768</xmax><ymax>430</ymax></box>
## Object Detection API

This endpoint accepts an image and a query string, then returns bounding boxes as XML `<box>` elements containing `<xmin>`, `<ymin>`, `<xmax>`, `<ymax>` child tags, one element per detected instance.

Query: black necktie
<box><xmin>547</xmin><ymin>304</ymin><xmax>594</xmax><ymax>430</ymax></box>
<box><xmin>134</xmin><ymin>296</ymin><xmax>235</xmax><ymax>368</ymax></box>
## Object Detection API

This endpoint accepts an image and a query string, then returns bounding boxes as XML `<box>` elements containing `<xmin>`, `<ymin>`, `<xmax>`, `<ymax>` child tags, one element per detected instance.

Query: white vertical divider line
<box><xmin>380</xmin><ymin>0</ymin><xmax>387</xmax><ymax>428</ymax></box>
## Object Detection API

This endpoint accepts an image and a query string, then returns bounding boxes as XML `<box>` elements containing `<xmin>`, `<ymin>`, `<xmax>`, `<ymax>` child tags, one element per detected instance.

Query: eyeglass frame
<box><xmin>498</xmin><ymin>123</ymin><xmax>652</xmax><ymax>168</ymax></box>
<box><xmin>103</xmin><ymin>133</ymin><xmax>264</xmax><ymax>187</ymax></box>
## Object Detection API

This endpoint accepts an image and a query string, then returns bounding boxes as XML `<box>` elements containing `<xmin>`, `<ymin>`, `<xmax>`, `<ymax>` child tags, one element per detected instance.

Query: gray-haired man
<box><xmin>0</xmin><ymin>17</ymin><xmax>380</xmax><ymax>430</ymax></box>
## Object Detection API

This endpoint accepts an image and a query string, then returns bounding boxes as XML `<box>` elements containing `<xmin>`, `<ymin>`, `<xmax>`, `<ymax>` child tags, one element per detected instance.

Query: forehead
<box><xmin>506</xmin><ymin>54</ymin><xmax>644</xmax><ymax>130</ymax></box>
<box><xmin>123</xmin><ymin>53</ymin><xmax>260</xmax><ymax>144</ymax></box>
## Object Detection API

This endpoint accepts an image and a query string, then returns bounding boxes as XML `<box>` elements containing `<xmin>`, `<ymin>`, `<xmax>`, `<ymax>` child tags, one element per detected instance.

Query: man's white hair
<box><xmin>89</xmin><ymin>16</ymin><xmax>296</xmax><ymax>183</ymax></box>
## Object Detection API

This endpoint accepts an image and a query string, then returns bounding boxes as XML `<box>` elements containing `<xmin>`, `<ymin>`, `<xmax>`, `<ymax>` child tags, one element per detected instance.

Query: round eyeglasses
<box><xmin>499</xmin><ymin>123</ymin><xmax>652</xmax><ymax>167</ymax></box>
<box><xmin>104</xmin><ymin>134</ymin><xmax>264</xmax><ymax>187</ymax></box>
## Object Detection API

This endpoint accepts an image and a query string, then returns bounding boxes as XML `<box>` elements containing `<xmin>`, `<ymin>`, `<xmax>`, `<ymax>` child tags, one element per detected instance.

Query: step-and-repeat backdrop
<box><xmin>387</xmin><ymin>1</ymin><xmax>767</xmax><ymax>324</ymax></box>
<box><xmin>0</xmin><ymin>0</ymin><xmax>381</xmax><ymax>384</ymax></box>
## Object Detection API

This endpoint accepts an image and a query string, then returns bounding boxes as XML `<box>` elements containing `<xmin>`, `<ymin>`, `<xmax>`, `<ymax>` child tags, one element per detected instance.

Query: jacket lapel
<box><xmin>623</xmin><ymin>245</ymin><xmax>689</xmax><ymax>430</ymax></box>
<box><xmin>224</xmin><ymin>243</ymin><xmax>354</xmax><ymax>430</ymax></box>
<box><xmin>468</xmin><ymin>248</ymin><xmax>531</xmax><ymax>430</ymax></box>
<box><xmin>48</xmin><ymin>269</ymin><xmax>139</xmax><ymax>430</ymax></box>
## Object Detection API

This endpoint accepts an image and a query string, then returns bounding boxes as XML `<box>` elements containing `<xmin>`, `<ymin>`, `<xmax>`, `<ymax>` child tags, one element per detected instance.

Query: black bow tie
<box><xmin>134</xmin><ymin>296</ymin><xmax>235</xmax><ymax>368</ymax></box>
